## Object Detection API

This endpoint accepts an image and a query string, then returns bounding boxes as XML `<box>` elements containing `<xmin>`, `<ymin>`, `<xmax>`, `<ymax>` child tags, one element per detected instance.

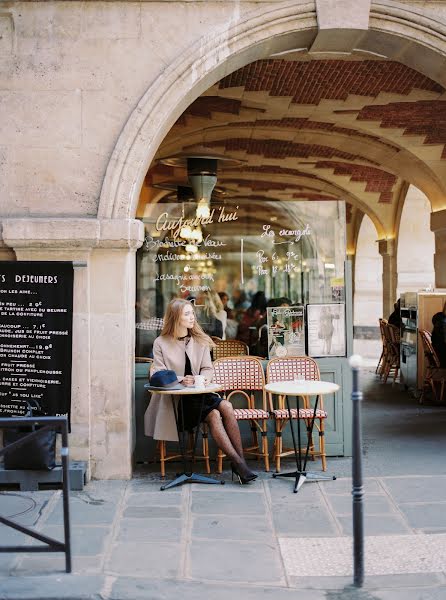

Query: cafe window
<box><xmin>135</xmin><ymin>199</ymin><xmax>346</xmax><ymax>358</ymax></box>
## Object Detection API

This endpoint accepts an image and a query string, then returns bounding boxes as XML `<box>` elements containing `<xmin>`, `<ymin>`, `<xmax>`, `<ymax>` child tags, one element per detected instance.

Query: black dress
<box><xmin>177</xmin><ymin>353</ymin><xmax>222</xmax><ymax>432</ymax></box>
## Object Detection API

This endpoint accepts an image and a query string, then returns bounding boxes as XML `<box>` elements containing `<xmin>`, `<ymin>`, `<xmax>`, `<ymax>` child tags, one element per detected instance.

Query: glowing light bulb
<box><xmin>196</xmin><ymin>199</ymin><xmax>210</xmax><ymax>219</ymax></box>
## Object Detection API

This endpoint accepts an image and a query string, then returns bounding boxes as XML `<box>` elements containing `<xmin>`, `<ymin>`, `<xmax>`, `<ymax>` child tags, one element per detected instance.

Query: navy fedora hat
<box><xmin>144</xmin><ymin>369</ymin><xmax>184</xmax><ymax>391</ymax></box>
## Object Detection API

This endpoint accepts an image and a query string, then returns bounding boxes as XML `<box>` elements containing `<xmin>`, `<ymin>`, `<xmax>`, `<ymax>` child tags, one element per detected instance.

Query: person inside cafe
<box><xmin>388</xmin><ymin>298</ymin><xmax>402</xmax><ymax>329</ymax></box>
<box><xmin>431</xmin><ymin>310</ymin><xmax>446</xmax><ymax>368</ymax></box>
<box><xmin>144</xmin><ymin>298</ymin><xmax>258</xmax><ymax>484</ymax></box>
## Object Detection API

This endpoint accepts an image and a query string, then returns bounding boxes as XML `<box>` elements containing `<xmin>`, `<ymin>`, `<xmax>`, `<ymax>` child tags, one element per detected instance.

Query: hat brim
<box><xmin>144</xmin><ymin>383</ymin><xmax>185</xmax><ymax>391</ymax></box>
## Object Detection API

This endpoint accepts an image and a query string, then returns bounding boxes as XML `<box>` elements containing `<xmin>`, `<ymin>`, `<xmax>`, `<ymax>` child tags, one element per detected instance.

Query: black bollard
<box><xmin>350</xmin><ymin>354</ymin><xmax>364</xmax><ymax>588</ymax></box>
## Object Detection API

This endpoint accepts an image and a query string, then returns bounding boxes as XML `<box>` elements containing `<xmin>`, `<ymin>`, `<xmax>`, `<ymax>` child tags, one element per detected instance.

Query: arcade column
<box><xmin>1</xmin><ymin>218</ymin><xmax>144</xmax><ymax>480</ymax></box>
<box><xmin>378</xmin><ymin>238</ymin><xmax>397</xmax><ymax>319</ymax></box>
<box><xmin>431</xmin><ymin>210</ymin><xmax>446</xmax><ymax>289</ymax></box>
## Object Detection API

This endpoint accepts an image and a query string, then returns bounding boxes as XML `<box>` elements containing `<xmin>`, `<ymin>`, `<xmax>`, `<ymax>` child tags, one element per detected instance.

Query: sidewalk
<box><xmin>1</xmin><ymin>365</ymin><xmax>446</xmax><ymax>600</ymax></box>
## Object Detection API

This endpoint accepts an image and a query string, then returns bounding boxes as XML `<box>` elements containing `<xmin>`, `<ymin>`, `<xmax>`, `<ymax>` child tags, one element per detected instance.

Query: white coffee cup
<box><xmin>194</xmin><ymin>375</ymin><xmax>206</xmax><ymax>388</ymax></box>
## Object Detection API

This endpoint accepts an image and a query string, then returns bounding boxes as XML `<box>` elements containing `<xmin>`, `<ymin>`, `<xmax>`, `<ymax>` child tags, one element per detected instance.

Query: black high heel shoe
<box><xmin>230</xmin><ymin>463</ymin><xmax>258</xmax><ymax>485</ymax></box>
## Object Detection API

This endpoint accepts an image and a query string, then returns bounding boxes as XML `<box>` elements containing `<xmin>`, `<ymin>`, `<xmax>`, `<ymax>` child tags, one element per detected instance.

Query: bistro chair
<box><xmin>146</xmin><ymin>360</ymin><xmax>211</xmax><ymax>477</ymax></box>
<box><xmin>418</xmin><ymin>329</ymin><xmax>446</xmax><ymax>404</ymax></box>
<box><xmin>381</xmin><ymin>322</ymin><xmax>400</xmax><ymax>384</ymax></box>
<box><xmin>213</xmin><ymin>356</ymin><xmax>270</xmax><ymax>472</ymax></box>
<box><xmin>212</xmin><ymin>339</ymin><xmax>249</xmax><ymax>361</ymax></box>
<box><xmin>376</xmin><ymin>318</ymin><xmax>387</xmax><ymax>376</ymax></box>
<box><xmin>266</xmin><ymin>356</ymin><xmax>328</xmax><ymax>473</ymax></box>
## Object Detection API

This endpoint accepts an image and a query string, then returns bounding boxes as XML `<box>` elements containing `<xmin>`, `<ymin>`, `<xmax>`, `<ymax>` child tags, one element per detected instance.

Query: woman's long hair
<box><xmin>161</xmin><ymin>298</ymin><xmax>214</xmax><ymax>347</ymax></box>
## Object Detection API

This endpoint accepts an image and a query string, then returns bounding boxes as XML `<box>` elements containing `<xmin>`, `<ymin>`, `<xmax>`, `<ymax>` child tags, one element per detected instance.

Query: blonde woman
<box><xmin>144</xmin><ymin>298</ymin><xmax>257</xmax><ymax>484</ymax></box>
<box><xmin>195</xmin><ymin>290</ymin><xmax>224</xmax><ymax>338</ymax></box>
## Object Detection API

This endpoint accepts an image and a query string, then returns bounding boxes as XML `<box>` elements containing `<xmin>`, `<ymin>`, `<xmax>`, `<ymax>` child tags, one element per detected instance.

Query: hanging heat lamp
<box><xmin>157</xmin><ymin>147</ymin><xmax>243</xmax><ymax>217</ymax></box>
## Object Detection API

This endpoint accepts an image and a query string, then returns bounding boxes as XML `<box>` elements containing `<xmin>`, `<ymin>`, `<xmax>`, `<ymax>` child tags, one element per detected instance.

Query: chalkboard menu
<box><xmin>0</xmin><ymin>262</ymin><xmax>73</xmax><ymax>421</ymax></box>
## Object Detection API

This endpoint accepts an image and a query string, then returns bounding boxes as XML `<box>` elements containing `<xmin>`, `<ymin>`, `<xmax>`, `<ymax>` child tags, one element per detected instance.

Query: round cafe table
<box><xmin>148</xmin><ymin>383</ymin><xmax>224</xmax><ymax>491</ymax></box>
<box><xmin>264</xmin><ymin>379</ymin><xmax>339</xmax><ymax>493</ymax></box>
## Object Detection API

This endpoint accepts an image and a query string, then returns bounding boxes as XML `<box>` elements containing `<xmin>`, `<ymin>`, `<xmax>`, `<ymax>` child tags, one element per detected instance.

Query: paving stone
<box><xmin>0</xmin><ymin>491</ymin><xmax>54</xmax><ymax>526</ymax></box>
<box><xmin>45</xmin><ymin>498</ymin><xmax>118</xmax><ymax>525</ymax></box>
<box><xmin>117</xmin><ymin>518</ymin><xmax>182</xmax><ymax>542</ymax></box>
<box><xmin>12</xmin><ymin>555</ymin><xmax>103</xmax><ymax>575</ymax></box>
<box><xmin>337</xmin><ymin>515</ymin><xmax>411</xmax><ymax>536</ymax></box>
<box><xmin>267</xmin><ymin>479</ymin><xmax>324</xmax><ymax>503</ymax></box>
<box><xmin>383</xmin><ymin>477</ymin><xmax>446</xmax><ymax>504</ymax></box>
<box><xmin>122</xmin><ymin>505</ymin><xmax>181</xmax><ymax>519</ymax></box>
<box><xmin>375</xmin><ymin>587</ymin><xmax>446</xmax><ymax>600</ymax></box>
<box><xmin>273</xmin><ymin>503</ymin><xmax>339</xmax><ymax>536</ymax></box>
<box><xmin>0</xmin><ymin>574</ymin><xmax>105</xmax><ymax>599</ymax></box>
<box><xmin>398</xmin><ymin>503</ymin><xmax>446</xmax><ymax>529</ymax></box>
<box><xmin>109</xmin><ymin>578</ymin><xmax>325</xmax><ymax>599</ymax></box>
<box><xmin>320</xmin><ymin>478</ymin><xmax>382</xmax><ymax>495</ymax></box>
<box><xmin>280</xmin><ymin>533</ymin><xmax>446</xmax><ymax>576</ymax></box>
<box><xmin>107</xmin><ymin>542</ymin><xmax>181</xmax><ymax>577</ymax></box>
<box><xmin>37</xmin><ymin>525</ymin><xmax>110</xmax><ymax>556</ymax></box>
<box><xmin>189</xmin><ymin>539</ymin><xmax>285</xmax><ymax>584</ymax></box>
<box><xmin>192</xmin><ymin>514</ymin><xmax>274</xmax><ymax>541</ymax></box>
<box><xmin>125</xmin><ymin>491</ymin><xmax>182</xmax><ymax>506</ymax></box>
<box><xmin>191</xmin><ymin>490</ymin><xmax>267</xmax><ymax>515</ymax></box>
<box><xmin>326</xmin><ymin>494</ymin><xmax>396</xmax><ymax>516</ymax></box>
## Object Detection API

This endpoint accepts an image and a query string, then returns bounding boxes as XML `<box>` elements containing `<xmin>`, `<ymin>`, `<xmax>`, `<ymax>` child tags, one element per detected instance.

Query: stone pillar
<box><xmin>1</xmin><ymin>218</ymin><xmax>144</xmax><ymax>480</ymax></box>
<box><xmin>378</xmin><ymin>239</ymin><xmax>397</xmax><ymax>318</ymax></box>
<box><xmin>431</xmin><ymin>210</ymin><xmax>446</xmax><ymax>289</ymax></box>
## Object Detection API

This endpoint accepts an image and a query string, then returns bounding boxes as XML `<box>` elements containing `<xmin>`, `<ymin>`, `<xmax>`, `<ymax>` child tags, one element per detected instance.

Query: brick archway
<box><xmin>98</xmin><ymin>0</ymin><xmax>446</xmax><ymax>221</ymax></box>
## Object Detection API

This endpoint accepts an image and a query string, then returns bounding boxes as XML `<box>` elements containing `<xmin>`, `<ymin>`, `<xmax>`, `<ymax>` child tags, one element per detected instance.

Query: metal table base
<box><xmin>273</xmin><ymin>394</ymin><xmax>336</xmax><ymax>493</ymax></box>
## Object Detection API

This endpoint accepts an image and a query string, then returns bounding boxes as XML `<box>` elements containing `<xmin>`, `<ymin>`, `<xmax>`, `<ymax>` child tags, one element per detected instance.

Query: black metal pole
<box><xmin>60</xmin><ymin>418</ymin><xmax>72</xmax><ymax>574</ymax></box>
<box><xmin>350</xmin><ymin>355</ymin><xmax>364</xmax><ymax>588</ymax></box>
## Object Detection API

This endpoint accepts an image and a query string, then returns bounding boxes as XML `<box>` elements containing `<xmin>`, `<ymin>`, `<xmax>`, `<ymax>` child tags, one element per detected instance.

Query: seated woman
<box><xmin>144</xmin><ymin>298</ymin><xmax>257</xmax><ymax>484</ymax></box>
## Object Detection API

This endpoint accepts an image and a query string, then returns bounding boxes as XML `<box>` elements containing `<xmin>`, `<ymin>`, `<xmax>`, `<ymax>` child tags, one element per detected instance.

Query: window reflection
<box><xmin>136</xmin><ymin>200</ymin><xmax>346</xmax><ymax>358</ymax></box>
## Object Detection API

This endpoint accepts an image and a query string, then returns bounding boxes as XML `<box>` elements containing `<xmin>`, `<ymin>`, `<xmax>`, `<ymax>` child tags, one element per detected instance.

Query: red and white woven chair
<box><xmin>213</xmin><ymin>356</ymin><xmax>269</xmax><ymax>472</ymax></box>
<box><xmin>266</xmin><ymin>356</ymin><xmax>328</xmax><ymax>473</ymax></box>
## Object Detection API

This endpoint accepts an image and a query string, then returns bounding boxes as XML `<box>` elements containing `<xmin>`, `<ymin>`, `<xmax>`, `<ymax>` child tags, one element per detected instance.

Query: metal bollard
<box><xmin>349</xmin><ymin>354</ymin><xmax>364</xmax><ymax>587</ymax></box>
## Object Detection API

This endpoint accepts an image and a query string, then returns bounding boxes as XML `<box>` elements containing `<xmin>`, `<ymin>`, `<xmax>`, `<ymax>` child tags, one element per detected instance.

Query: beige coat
<box><xmin>144</xmin><ymin>335</ymin><xmax>214</xmax><ymax>441</ymax></box>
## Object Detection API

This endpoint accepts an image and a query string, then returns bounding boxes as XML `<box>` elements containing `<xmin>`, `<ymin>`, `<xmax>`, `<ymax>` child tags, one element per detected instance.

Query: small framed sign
<box><xmin>266</xmin><ymin>305</ymin><xmax>305</xmax><ymax>358</ymax></box>
<box><xmin>307</xmin><ymin>303</ymin><xmax>346</xmax><ymax>358</ymax></box>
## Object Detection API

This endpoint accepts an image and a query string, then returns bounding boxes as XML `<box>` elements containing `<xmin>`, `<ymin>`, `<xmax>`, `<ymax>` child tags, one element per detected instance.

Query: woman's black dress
<box><xmin>177</xmin><ymin>353</ymin><xmax>222</xmax><ymax>431</ymax></box>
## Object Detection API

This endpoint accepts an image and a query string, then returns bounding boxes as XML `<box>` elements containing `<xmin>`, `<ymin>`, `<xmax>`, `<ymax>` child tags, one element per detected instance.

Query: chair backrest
<box><xmin>266</xmin><ymin>356</ymin><xmax>320</xmax><ymax>384</ymax></box>
<box><xmin>213</xmin><ymin>356</ymin><xmax>266</xmax><ymax>409</ymax></box>
<box><xmin>387</xmin><ymin>323</ymin><xmax>400</xmax><ymax>344</ymax></box>
<box><xmin>419</xmin><ymin>329</ymin><xmax>440</xmax><ymax>369</ymax></box>
<box><xmin>266</xmin><ymin>356</ymin><xmax>321</xmax><ymax>411</ymax></box>
<box><xmin>213</xmin><ymin>339</ymin><xmax>249</xmax><ymax>360</ymax></box>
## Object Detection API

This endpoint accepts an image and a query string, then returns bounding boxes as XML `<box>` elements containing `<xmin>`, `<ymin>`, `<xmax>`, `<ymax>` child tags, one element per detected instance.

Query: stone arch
<box><xmin>98</xmin><ymin>0</ymin><xmax>446</xmax><ymax>221</ymax></box>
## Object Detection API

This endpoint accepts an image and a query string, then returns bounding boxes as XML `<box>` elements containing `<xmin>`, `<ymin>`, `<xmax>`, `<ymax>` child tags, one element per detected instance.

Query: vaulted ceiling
<box><xmin>139</xmin><ymin>56</ymin><xmax>446</xmax><ymax>246</ymax></box>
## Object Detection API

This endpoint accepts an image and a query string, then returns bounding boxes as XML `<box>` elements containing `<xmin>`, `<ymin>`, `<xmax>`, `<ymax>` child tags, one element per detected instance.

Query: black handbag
<box><xmin>3</xmin><ymin>400</ymin><xmax>57</xmax><ymax>471</ymax></box>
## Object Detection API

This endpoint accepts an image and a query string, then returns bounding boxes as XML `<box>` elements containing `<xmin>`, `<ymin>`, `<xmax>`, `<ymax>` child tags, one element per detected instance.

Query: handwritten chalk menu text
<box><xmin>0</xmin><ymin>262</ymin><xmax>73</xmax><ymax>420</ymax></box>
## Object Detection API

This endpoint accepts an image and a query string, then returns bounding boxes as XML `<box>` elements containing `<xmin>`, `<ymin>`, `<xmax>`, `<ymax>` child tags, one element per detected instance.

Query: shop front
<box><xmin>134</xmin><ymin>195</ymin><xmax>353</xmax><ymax>463</ymax></box>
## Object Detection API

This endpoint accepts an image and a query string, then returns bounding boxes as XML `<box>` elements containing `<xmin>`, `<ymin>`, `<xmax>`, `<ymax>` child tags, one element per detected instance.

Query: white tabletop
<box><xmin>265</xmin><ymin>380</ymin><xmax>339</xmax><ymax>396</ymax></box>
<box><xmin>155</xmin><ymin>384</ymin><xmax>223</xmax><ymax>396</ymax></box>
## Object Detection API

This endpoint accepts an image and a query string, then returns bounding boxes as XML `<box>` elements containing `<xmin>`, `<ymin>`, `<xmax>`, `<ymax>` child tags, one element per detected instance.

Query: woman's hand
<box><xmin>182</xmin><ymin>375</ymin><xmax>195</xmax><ymax>387</ymax></box>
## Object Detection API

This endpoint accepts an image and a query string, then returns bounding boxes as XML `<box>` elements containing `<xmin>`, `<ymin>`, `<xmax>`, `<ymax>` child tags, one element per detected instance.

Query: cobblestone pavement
<box><xmin>1</xmin><ymin>365</ymin><xmax>446</xmax><ymax>599</ymax></box>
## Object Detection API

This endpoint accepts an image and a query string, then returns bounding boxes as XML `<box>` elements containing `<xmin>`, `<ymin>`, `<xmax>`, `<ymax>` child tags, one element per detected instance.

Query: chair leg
<box><xmin>202</xmin><ymin>428</ymin><xmax>211</xmax><ymax>474</ymax></box>
<box><xmin>275</xmin><ymin>421</ymin><xmax>282</xmax><ymax>473</ymax></box>
<box><xmin>319</xmin><ymin>419</ymin><xmax>327</xmax><ymax>472</ymax></box>
<box><xmin>262</xmin><ymin>423</ymin><xmax>269</xmax><ymax>472</ymax></box>
<box><xmin>217</xmin><ymin>448</ymin><xmax>224</xmax><ymax>474</ymax></box>
<box><xmin>159</xmin><ymin>440</ymin><xmax>166</xmax><ymax>478</ymax></box>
